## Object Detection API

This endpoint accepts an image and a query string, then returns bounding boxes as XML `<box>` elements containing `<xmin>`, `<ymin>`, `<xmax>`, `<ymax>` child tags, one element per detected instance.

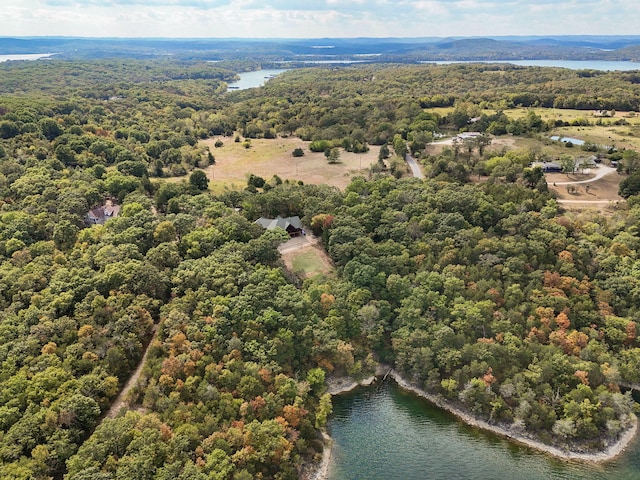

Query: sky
<box><xmin>2</xmin><ymin>0</ymin><xmax>640</xmax><ymax>39</ymax></box>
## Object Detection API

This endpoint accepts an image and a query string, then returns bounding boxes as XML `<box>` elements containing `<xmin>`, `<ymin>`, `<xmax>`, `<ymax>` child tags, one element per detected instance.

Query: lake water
<box><xmin>227</xmin><ymin>69</ymin><xmax>289</xmax><ymax>91</ymax></box>
<box><xmin>278</xmin><ymin>60</ymin><xmax>370</xmax><ymax>64</ymax></box>
<box><xmin>327</xmin><ymin>381</ymin><xmax>640</xmax><ymax>480</ymax></box>
<box><xmin>0</xmin><ymin>53</ymin><xmax>57</xmax><ymax>63</ymax></box>
<box><xmin>550</xmin><ymin>136</ymin><xmax>586</xmax><ymax>145</ymax></box>
<box><xmin>423</xmin><ymin>60</ymin><xmax>640</xmax><ymax>71</ymax></box>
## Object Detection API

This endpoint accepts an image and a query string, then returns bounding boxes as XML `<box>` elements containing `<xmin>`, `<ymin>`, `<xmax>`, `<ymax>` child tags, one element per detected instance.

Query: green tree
<box><xmin>0</xmin><ymin>121</ymin><xmax>20</xmax><ymax>139</ymax></box>
<box><xmin>379</xmin><ymin>143</ymin><xmax>390</xmax><ymax>161</ymax></box>
<box><xmin>55</xmin><ymin>144</ymin><xmax>76</xmax><ymax>165</ymax></box>
<box><xmin>326</xmin><ymin>147</ymin><xmax>341</xmax><ymax>164</ymax></box>
<box><xmin>189</xmin><ymin>169</ymin><xmax>209</xmax><ymax>191</ymax></box>
<box><xmin>39</xmin><ymin>118</ymin><xmax>63</xmax><ymax>140</ymax></box>
<box><xmin>619</xmin><ymin>172</ymin><xmax>640</xmax><ymax>198</ymax></box>
<box><xmin>559</xmin><ymin>154</ymin><xmax>576</xmax><ymax>175</ymax></box>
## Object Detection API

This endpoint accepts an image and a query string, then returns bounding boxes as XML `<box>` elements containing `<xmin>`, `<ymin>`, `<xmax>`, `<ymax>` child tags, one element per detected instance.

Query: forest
<box><xmin>1</xmin><ymin>58</ymin><xmax>640</xmax><ymax>479</ymax></box>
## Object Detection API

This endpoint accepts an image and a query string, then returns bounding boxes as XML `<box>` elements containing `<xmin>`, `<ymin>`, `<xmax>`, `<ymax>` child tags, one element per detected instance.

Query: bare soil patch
<box><xmin>200</xmin><ymin>136</ymin><xmax>379</xmax><ymax>191</ymax></box>
<box><xmin>547</xmin><ymin>171</ymin><xmax>623</xmax><ymax>202</ymax></box>
<box><xmin>547</xmin><ymin>169</ymin><xmax>626</xmax><ymax>214</ymax></box>
<box><xmin>425</xmin><ymin>135</ymin><xmax>518</xmax><ymax>156</ymax></box>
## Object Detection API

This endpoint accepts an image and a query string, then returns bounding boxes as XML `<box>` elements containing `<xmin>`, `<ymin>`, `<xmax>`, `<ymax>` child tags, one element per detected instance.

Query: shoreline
<box><xmin>304</xmin><ymin>369</ymin><xmax>385</xmax><ymax>480</ymax></box>
<box><xmin>389</xmin><ymin>369</ymin><xmax>638</xmax><ymax>463</ymax></box>
<box><xmin>305</xmin><ymin>432</ymin><xmax>332</xmax><ymax>480</ymax></box>
<box><xmin>308</xmin><ymin>368</ymin><xmax>639</xmax><ymax>480</ymax></box>
<box><xmin>326</xmin><ymin>374</ymin><xmax>377</xmax><ymax>396</ymax></box>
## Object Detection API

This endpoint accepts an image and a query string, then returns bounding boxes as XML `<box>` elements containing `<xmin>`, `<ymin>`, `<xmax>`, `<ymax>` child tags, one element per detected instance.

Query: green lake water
<box><xmin>326</xmin><ymin>381</ymin><xmax>640</xmax><ymax>480</ymax></box>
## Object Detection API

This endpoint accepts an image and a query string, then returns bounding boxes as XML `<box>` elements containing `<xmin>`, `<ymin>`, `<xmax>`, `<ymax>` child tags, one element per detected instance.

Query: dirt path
<box><xmin>105</xmin><ymin>324</ymin><xmax>159</xmax><ymax>419</ymax></box>
<box><xmin>548</xmin><ymin>164</ymin><xmax>624</xmax><ymax>210</ymax></box>
<box><xmin>277</xmin><ymin>234</ymin><xmax>322</xmax><ymax>255</ymax></box>
<box><xmin>553</xmin><ymin>166</ymin><xmax>617</xmax><ymax>185</ymax></box>
<box><xmin>557</xmin><ymin>199</ymin><xmax>624</xmax><ymax>205</ymax></box>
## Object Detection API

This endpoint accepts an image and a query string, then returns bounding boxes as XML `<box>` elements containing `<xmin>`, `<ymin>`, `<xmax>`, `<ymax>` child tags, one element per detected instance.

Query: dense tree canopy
<box><xmin>1</xmin><ymin>57</ymin><xmax>640</xmax><ymax>479</ymax></box>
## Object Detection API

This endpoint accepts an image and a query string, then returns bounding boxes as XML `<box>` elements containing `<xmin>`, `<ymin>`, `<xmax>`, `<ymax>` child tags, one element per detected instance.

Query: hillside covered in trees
<box><xmin>1</xmin><ymin>58</ymin><xmax>640</xmax><ymax>479</ymax></box>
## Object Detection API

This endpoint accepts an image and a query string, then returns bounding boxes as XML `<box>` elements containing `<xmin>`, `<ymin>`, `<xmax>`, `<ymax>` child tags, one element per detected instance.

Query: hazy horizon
<box><xmin>4</xmin><ymin>1</ymin><xmax>640</xmax><ymax>39</ymax></box>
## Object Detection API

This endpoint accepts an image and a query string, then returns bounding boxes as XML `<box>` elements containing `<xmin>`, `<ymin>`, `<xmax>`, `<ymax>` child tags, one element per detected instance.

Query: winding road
<box><xmin>551</xmin><ymin>165</ymin><xmax>624</xmax><ymax>206</ymax></box>
<box><xmin>552</xmin><ymin>165</ymin><xmax>617</xmax><ymax>185</ymax></box>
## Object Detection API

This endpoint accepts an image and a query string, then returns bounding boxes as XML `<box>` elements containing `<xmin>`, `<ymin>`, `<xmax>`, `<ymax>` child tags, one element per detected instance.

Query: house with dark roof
<box><xmin>255</xmin><ymin>216</ymin><xmax>304</xmax><ymax>237</ymax></box>
<box><xmin>531</xmin><ymin>161</ymin><xmax>563</xmax><ymax>173</ymax></box>
<box><xmin>86</xmin><ymin>202</ymin><xmax>121</xmax><ymax>225</ymax></box>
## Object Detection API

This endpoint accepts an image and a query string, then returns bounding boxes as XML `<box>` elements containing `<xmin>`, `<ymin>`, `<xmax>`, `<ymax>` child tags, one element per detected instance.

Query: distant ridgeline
<box><xmin>2</xmin><ymin>36</ymin><xmax>640</xmax><ymax>62</ymax></box>
<box><xmin>2</xmin><ymin>49</ymin><xmax>640</xmax><ymax>480</ymax></box>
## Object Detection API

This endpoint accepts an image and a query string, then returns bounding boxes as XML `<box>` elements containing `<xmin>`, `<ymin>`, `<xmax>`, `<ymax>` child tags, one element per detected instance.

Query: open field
<box><xmin>501</xmin><ymin>107</ymin><xmax>640</xmax><ymax>124</ymax></box>
<box><xmin>425</xmin><ymin>107</ymin><xmax>640</xmax><ymax>125</ymax></box>
<box><xmin>199</xmin><ymin>136</ymin><xmax>380</xmax><ymax>192</ymax></box>
<box><xmin>278</xmin><ymin>235</ymin><xmax>335</xmax><ymax>281</ymax></box>
<box><xmin>495</xmin><ymin>108</ymin><xmax>640</xmax><ymax>152</ymax></box>
<box><xmin>425</xmin><ymin>135</ymin><xmax>519</xmax><ymax>155</ymax></box>
<box><xmin>426</xmin><ymin>129</ymin><xmax>639</xmax><ymax>162</ymax></box>
<box><xmin>547</xmin><ymin>124</ymin><xmax>640</xmax><ymax>152</ymax></box>
<box><xmin>426</xmin><ymin>106</ymin><xmax>640</xmax><ymax>152</ymax></box>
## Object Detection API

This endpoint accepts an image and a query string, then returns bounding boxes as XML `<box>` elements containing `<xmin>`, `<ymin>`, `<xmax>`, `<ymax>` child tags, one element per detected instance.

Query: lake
<box><xmin>423</xmin><ymin>60</ymin><xmax>640</xmax><ymax>71</ymax></box>
<box><xmin>226</xmin><ymin>69</ymin><xmax>289</xmax><ymax>91</ymax></box>
<box><xmin>327</xmin><ymin>381</ymin><xmax>640</xmax><ymax>480</ymax></box>
<box><xmin>0</xmin><ymin>53</ymin><xmax>57</xmax><ymax>63</ymax></box>
<box><xmin>550</xmin><ymin>136</ymin><xmax>585</xmax><ymax>145</ymax></box>
<box><xmin>227</xmin><ymin>60</ymin><xmax>638</xmax><ymax>92</ymax></box>
<box><xmin>278</xmin><ymin>60</ymin><xmax>370</xmax><ymax>64</ymax></box>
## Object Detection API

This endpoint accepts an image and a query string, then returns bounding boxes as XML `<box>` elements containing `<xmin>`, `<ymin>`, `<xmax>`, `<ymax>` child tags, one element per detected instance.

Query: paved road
<box><xmin>405</xmin><ymin>154</ymin><xmax>424</xmax><ymax>179</ymax></box>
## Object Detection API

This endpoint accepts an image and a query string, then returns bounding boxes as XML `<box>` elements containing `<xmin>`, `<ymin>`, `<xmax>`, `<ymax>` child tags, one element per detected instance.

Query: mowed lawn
<box><xmin>279</xmin><ymin>236</ymin><xmax>335</xmax><ymax>281</ymax></box>
<box><xmin>199</xmin><ymin>136</ymin><xmax>380</xmax><ymax>192</ymax></box>
<box><xmin>290</xmin><ymin>249</ymin><xmax>334</xmax><ymax>280</ymax></box>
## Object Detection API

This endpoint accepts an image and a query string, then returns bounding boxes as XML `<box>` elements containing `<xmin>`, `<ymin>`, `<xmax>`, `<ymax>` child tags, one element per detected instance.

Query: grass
<box><xmin>548</xmin><ymin>125</ymin><xmax>640</xmax><ymax>151</ymax></box>
<box><xmin>163</xmin><ymin>106</ymin><xmax>639</xmax><ymax>194</ymax></box>
<box><xmin>291</xmin><ymin>250</ymin><xmax>330</xmax><ymax>279</ymax></box>
<box><xmin>199</xmin><ymin>136</ymin><xmax>380</xmax><ymax>192</ymax></box>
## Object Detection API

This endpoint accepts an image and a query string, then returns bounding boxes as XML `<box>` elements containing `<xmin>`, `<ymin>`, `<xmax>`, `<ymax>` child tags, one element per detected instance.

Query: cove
<box><xmin>0</xmin><ymin>53</ymin><xmax>57</xmax><ymax>63</ymax></box>
<box><xmin>226</xmin><ymin>69</ymin><xmax>289</xmax><ymax>91</ymax></box>
<box><xmin>326</xmin><ymin>381</ymin><xmax>640</xmax><ymax>480</ymax></box>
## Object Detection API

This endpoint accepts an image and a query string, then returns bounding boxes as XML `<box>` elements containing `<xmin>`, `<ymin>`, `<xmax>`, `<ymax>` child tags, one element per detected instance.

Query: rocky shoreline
<box><xmin>390</xmin><ymin>369</ymin><xmax>638</xmax><ymax>463</ymax></box>
<box><xmin>302</xmin><ymin>370</ymin><xmax>385</xmax><ymax>480</ymax></box>
<box><xmin>306</xmin><ymin>368</ymin><xmax>639</xmax><ymax>479</ymax></box>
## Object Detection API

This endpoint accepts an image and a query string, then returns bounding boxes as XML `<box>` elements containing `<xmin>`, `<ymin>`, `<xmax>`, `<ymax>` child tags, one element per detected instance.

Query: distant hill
<box><xmin>1</xmin><ymin>36</ymin><xmax>640</xmax><ymax>63</ymax></box>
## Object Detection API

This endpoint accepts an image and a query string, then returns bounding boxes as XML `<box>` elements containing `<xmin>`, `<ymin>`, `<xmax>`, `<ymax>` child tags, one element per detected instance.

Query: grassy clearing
<box><xmin>492</xmin><ymin>107</ymin><xmax>640</xmax><ymax>124</ymax></box>
<box><xmin>199</xmin><ymin>136</ymin><xmax>380</xmax><ymax>192</ymax></box>
<box><xmin>290</xmin><ymin>249</ymin><xmax>333</xmax><ymax>280</ymax></box>
<box><xmin>548</xmin><ymin>125</ymin><xmax>640</xmax><ymax>151</ymax></box>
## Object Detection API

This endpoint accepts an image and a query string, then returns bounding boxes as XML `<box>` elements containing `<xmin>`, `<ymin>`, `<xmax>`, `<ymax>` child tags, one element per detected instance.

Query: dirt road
<box><xmin>105</xmin><ymin>325</ymin><xmax>158</xmax><ymax>418</ymax></box>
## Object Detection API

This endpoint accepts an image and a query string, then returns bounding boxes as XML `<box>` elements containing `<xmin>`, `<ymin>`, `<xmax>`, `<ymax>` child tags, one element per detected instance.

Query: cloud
<box><xmin>2</xmin><ymin>0</ymin><xmax>640</xmax><ymax>38</ymax></box>
<box><xmin>41</xmin><ymin>0</ymin><xmax>231</xmax><ymax>6</ymax></box>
